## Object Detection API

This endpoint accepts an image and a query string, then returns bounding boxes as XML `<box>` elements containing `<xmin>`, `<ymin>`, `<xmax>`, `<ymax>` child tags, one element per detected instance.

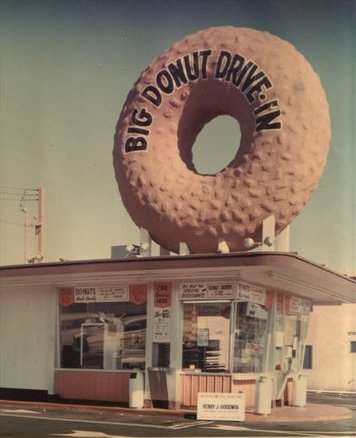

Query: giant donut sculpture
<box><xmin>113</xmin><ymin>26</ymin><xmax>330</xmax><ymax>254</ymax></box>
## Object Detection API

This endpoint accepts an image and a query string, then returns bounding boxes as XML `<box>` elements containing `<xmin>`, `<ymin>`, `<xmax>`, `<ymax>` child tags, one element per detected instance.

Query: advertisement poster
<box><xmin>153</xmin><ymin>282</ymin><xmax>172</xmax><ymax>342</ymax></box>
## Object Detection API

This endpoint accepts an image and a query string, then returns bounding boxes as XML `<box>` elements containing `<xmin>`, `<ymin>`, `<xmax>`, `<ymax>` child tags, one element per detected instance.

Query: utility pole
<box><xmin>19</xmin><ymin>192</ymin><xmax>28</xmax><ymax>263</ymax></box>
<box><xmin>0</xmin><ymin>185</ymin><xmax>44</xmax><ymax>263</ymax></box>
<box><xmin>22</xmin><ymin>186</ymin><xmax>45</xmax><ymax>264</ymax></box>
<box><xmin>35</xmin><ymin>186</ymin><xmax>45</xmax><ymax>259</ymax></box>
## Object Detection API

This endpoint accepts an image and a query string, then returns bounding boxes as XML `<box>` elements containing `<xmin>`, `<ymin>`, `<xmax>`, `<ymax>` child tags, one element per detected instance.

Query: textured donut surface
<box><xmin>113</xmin><ymin>26</ymin><xmax>330</xmax><ymax>253</ymax></box>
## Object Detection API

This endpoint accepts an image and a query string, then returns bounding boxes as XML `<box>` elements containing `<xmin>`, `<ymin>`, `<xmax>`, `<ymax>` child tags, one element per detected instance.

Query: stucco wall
<box><xmin>0</xmin><ymin>285</ymin><xmax>57</xmax><ymax>392</ymax></box>
<box><xmin>306</xmin><ymin>304</ymin><xmax>356</xmax><ymax>391</ymax></box>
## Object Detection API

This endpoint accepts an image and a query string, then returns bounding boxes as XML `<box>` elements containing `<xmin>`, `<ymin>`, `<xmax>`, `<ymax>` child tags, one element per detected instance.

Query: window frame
<box><xmin>58</xmin><ymin>299</ymin><xmax>147</xmax><ymax>371</ymax></box>
<box><xmin>182</xmin><ymin>300</ymin><xmax>232</xmax><ymax>373</ymax></box>
<box><xmin>231</xmin><ymin>299</ymin><xmax>272</xmax><ymax>374</ymax></box>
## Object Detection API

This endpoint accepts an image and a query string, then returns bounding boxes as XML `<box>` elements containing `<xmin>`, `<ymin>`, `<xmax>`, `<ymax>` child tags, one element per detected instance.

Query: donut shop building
<box><xmin>0</xmin><ymin>252</ymin><xmax>355</xmax><ymax>414</ymax></box>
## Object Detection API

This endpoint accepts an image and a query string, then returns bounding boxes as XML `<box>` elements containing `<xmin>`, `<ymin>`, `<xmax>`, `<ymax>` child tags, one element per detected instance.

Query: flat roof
<box><xmin>1</xmin><ymin>252</ymin><xmax>355</xmax><ymax>305</ymax></box>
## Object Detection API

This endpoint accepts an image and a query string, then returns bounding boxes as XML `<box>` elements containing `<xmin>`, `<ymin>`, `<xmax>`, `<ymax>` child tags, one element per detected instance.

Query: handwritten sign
<box><xmin>236</xmin><ymin>281</ymin><xmax>267</xmax><ymax>305</ymax></box>
<box><xmin>180</xmin><ymin>283</ymin><xmax>234</xmax><ymax>300</ymax></box>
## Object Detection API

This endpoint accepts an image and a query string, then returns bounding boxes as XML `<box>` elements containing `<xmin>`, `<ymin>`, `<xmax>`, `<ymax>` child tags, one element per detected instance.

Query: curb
<box><xmin>0</xmin><ymin>399</ymin><xmax>352</xmax><ymax>423</ymax></box>
<box><xmin>0</xmin><ymin>399</ymin><xmax>190</xmax><ymax>418</ymax></box>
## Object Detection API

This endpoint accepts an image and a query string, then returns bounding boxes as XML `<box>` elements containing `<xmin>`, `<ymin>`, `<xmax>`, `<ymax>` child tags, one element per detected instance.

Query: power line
<box><xmin>0</xmin><ymin>219</ymin><xmax>33</xmax><ymax>227</ymax></box>
<box><xmin>0</xmin><ymin>198</ymin><xmax>39</xmax><ymax>202</ymax></box>
<box><xmin>0</xmin><ymin>186</ymin><xmax>38</xmax><ymax>192</ymax></box>
<box><xmin>0</xmin><ymin>191</ymin><xmax>38</xmax><ymax>196</ymax></box>
<box><xmin>0</xmin><ymin>194</ymin><xmax>39</xmax><ymax>199</ymax></box>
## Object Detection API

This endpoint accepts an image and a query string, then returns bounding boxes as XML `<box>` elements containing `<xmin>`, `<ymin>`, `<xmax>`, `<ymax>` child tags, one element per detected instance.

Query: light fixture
<box><xmin>27</xmin><ymin>254</ymin><xmax>44</xmax><ymax>264</ymax></box>
<box><xmin>243</xmin><ymin>236</ymin><xmax>274</xmax><ymax>249</ymax></box>
<box><xmin>125</xmin><ymin>244</ymin><xmax>141</xmax><ymax>256</ymax></box>
<box><xmin>141</xmin><ymin>242</ymin><xmax>150</xmax><ymax>251</ymax></box>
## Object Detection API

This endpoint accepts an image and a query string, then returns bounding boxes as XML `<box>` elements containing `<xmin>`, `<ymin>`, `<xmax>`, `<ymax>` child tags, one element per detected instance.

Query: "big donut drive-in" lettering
<box><xmin>125</xmin><ymin>49</ymin><xmax>282</xmax><ymax>153</ymax></box>
<box><xmin>114</xmin><ymin>26</ymin><xmax>330</xmax><ymax>254</ymax></box>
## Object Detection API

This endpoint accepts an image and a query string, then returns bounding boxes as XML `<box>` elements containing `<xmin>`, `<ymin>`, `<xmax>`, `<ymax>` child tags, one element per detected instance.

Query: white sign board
<box><xmin>197</xmin><ymin>328</ymin><xmax>209</xmax><ymax>347</ymax></box>
<box><xmin>236</xmin><ymin>281</ymin><xmax>266</xmax><ymax>305</ymax></box>
<box><xmin>287</xmin><ymin>296</ymin><xmax>312</xmax><ymax>314</ymax></box>
<box><xmin>180</xmin><ymin>283</ymin><xmax>234</xmax><ymax>300</ymax></box>
<box><xmin>197</xmin><ymin>392</ymin><xmax>245</xmax><ymax>421</ymax></box>
<box><xmin>246</xmin><ymin>302</ymin><xmax>268</xmax><ymax>319</ymax></box>
<box><xmin>74</xmin><ymin>286</ymin><xmax>129</xmax><ymax>303</ymax></box>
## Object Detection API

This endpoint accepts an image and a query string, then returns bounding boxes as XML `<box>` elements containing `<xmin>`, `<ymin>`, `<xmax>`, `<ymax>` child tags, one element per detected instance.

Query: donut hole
<box><xmin>177</xmin><ymin>80</ymin><xmax>255</xmax><ymax>176</ymax></box>
<box><xmin>192</xmin><ymin>115</ymin><xmax>241</xmax><ymax>175</ymax></box>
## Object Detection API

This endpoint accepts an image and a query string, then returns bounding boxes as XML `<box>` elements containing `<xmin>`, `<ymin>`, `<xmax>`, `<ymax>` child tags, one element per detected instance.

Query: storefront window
<box><xmin>59</xmin><ymin>286</ymin><xmax>147</xmax><ymax>370</ymax></box>
<box><xmin>182</xmin><ymin>302</ymin><xmax>231</xmax><ymax>372</ymax></box>
<box><xmin>233</xmin><ymin>301</ymin><xmax>269</xmax><ymax>373</ymax></box>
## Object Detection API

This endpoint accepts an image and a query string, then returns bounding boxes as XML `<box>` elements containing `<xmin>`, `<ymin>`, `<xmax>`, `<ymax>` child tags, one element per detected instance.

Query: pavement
<box><xmin>0</xmin><ymin>399</ymin><xmax>352</xmax><ymax>424</ymax></box>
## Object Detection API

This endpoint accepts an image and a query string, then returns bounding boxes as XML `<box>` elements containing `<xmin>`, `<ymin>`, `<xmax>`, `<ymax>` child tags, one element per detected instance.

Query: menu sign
<box><xmin>180</xmin><ymin>283</ymin><xmax>234</xmax><ymax>300</ymax></box>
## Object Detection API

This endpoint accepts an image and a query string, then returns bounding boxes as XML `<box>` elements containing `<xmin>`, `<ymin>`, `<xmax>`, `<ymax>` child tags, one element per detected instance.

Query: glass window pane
<box><xmin>233</xmin><ymin>301</ymin><xmax>269</xmax><ymax>373</ymax></box>
<box><xmin>59</xmin><ymin>300</ymin><xmax>146</xmax><ymax>370</ymax></box>
<box><xmin>182</xmin><ymin>303</ymin><xmax>230</xmax><ymax>372</ymax></box>
<box><xmin>303</xmin><ymin>345</ymin><xmax>313</xmax><ymax>369</ymax></box>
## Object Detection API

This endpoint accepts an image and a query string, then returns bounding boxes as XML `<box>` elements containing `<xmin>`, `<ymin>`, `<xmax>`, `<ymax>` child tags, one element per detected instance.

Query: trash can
<box><xmin>292</xmin><ymin>373</ymin><xmax>308</xmax><ymax>407</ymax></box>
<box><xmin>255</xmin><ymin>375</ymin><xmax>272</xmax><ymax>415</ymax></box>
<box><xmin>129</xmin><ymin>371</ymin><xmax>144</xmax><ymax>408</ymax></box>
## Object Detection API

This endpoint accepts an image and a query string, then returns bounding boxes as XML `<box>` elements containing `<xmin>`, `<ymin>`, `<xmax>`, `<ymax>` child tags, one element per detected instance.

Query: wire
<box><xmin>0</xmin><ymin>186</ymin><xmax>38</xmax><ymax>191</ymax></box>
<box><xmin>0</xmin><ymin>191</ymin><xmax>38</xmax><ymax>196</ymax></box>
<box><xmin>0</xmin><ymin>197</ymin><xmax>39</xmax><ymax>202</ymax></box>
<box><xmin>0</xmin><ymin>219</ymin><xmax>25</xmax><ymax>227</ymax></box>
<box><xmin>0</xmin><ymin>220</ymin><xmax>34</xmax><ymax>227</ymax></box>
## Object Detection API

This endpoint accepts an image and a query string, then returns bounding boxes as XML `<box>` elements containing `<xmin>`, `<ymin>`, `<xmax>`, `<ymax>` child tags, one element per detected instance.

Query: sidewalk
<box><xmin>0</xmin><ymin>399</ymin><xmax>352</xmax><ymax>423</ymax></box>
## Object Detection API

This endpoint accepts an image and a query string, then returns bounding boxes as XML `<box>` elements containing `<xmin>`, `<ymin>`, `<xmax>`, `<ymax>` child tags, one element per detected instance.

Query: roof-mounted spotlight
<box><xmin>27</xmin><ymin>254</ymin><xmax>44</xmax><ymax>264</ymax></box>
<box><xmin>243</xmin><ymin>236</ymin><xmax>274</xmax><ymax>250</ymax></box>
<box><xmin>140</xmin><ymin>242</ymin><xmax>150</xmax><ymax>252</ymax></box>
<box><xmin>125</xmin><ymin>244</ymin><xmax>141</xmax><ymax>256</ymax></box>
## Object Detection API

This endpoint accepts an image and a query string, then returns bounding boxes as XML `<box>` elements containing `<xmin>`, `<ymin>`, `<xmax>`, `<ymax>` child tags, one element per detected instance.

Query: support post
<box><xmin>140</xmin><ymin>228</ymin><xmax>152</xmax><ymax>257</ymax></box>
<box><xmin>159</xmin><ymin>247</ymin><xmax>171</xmax><ymax>256</ymax></box>
<box><xmin>262</xmin><ymin>215</ymin><xmax>275</xmax><ymax>251</ymax></box>
<box><xmin>275</xmin><ymin>225</ymin><xmax>290</xmax><ymax>252</ymax></box>
<box><xmin>179</xmin><ymin>242</ymin><xmax>189</xmax><ymax>255</ymax></box>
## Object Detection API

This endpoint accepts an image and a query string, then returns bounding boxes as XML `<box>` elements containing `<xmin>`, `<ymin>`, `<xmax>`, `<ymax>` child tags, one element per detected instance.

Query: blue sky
<box><xmin>0</xmin><ymin>0</ymin><xmax>355</xmax><ymax>273</ymax></box>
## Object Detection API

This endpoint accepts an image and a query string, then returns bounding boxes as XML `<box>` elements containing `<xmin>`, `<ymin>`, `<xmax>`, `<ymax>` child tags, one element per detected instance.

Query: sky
<box><xmin>0</xmin><ymin>0</ymin><xmax>355</xmax><ymax>273</ymax></box>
